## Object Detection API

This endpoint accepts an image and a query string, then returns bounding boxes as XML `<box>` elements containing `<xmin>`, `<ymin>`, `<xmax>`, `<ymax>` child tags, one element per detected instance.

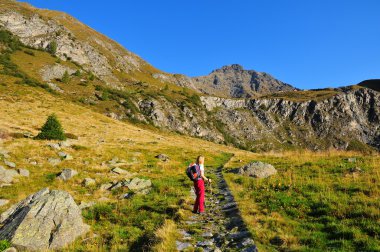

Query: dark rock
<box><xmin>155</xmin><ymin>154</ymin><xmax>169</xmax><ymax>162</ymax></box>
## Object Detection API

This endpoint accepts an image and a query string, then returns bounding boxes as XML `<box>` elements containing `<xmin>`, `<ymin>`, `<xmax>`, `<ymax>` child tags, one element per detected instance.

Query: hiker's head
<box><xmin>196</xmin><ymin>155</ymin><xmax>204</xmax><ymax>165</ymax></box>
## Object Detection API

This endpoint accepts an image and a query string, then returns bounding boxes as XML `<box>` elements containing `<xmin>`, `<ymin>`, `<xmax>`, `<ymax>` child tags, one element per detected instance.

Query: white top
<box><xmin>199</xmin><ymin>164</ymin><xmax>204</xmax><ymax>172</ymax></box>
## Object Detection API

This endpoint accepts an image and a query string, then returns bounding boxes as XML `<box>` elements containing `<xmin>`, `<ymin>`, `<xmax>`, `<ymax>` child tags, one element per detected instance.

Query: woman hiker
<box><xmin>193</xmin><ymin>155</ymin><xmax>212</xmax><ymax>214</ymax></box>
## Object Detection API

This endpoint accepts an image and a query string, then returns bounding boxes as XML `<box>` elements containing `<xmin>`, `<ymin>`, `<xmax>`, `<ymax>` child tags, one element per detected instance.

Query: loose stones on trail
<box><xmin>58</xmin><ymin>151</ymin><xmax>73</xmax><ymax>160</ymax></box>
<box><xmin>48</xmin><ymin>157</ymin><xmax>61</xmax><ymax>166</ymax></box>
<box><xmin>0</xmin><ymin>188</ymin><xmax>89</xmax><ymax>250</ymax></box>
<box><xmin>57</xmin><ymin>168</ymin><xmax>78</xmax><ymax>181</ymax></box>
<box><xmin>238</xmin><ymin>161</ymin><xmax>277</xmax><ymax>178</ymax></box>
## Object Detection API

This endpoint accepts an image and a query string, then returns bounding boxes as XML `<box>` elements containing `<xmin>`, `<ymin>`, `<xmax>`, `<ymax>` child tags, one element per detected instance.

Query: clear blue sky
<box><xmin>22</xmin><ymin>0</ymin><xmax>380</xmax><ymax>89</ymax></box>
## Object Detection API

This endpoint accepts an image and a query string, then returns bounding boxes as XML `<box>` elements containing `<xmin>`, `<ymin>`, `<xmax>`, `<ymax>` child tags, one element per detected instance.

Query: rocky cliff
<box><xmin>201</xmin><ymin>87</ymin><xmax>380</xmax><ymax>151</ymax></box>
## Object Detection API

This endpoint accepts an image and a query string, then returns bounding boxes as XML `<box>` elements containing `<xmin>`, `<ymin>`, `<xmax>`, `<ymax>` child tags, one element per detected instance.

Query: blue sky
<box><xmin>22</xmin><ymin>0</ymin><xmax>380</xmax><ymax>89</ymax></box>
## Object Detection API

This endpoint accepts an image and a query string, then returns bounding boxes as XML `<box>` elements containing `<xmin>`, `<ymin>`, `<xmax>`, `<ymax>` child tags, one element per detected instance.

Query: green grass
<box><xmin>224</xmin><ymin>151</ymin><xmax>380</xmax><ymax>251</ymax></box>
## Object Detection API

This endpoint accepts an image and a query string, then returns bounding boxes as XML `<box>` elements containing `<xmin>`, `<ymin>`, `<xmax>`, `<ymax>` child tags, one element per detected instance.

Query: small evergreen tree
<box><xmin>48</xmin><ymin>41</ymin><xmax>57</xmax><ymax>55</ymax></box>
<box><xmin>61</xmin><ymin>70</ymin><xmax>70</xmax><ymax>83</ymax></box>
<box><xmin>35</xmin><ymin>114</ymin><xmax>66</xmax><ymax>140</ymax></box>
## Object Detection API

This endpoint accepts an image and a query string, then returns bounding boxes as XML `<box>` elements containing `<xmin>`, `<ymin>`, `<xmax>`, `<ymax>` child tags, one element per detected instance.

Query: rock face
<box><xmin>201</xmin><ymin>87</ymin><xmax>380</xmax><ymax>151</ymax></box>
<box><xmin>190</xmin><ymin>64</ymin><xmax>296</xmax><ymax>98</ymax></box>
<box><xmin>0</xmin><ymin>188</ymin><xmax>89</xmax><ymax>250</ymax></box>
<box><xmin>239</xmin><ymin>162</ymin><xmax>277</xmax><ymax>178</ymax></box>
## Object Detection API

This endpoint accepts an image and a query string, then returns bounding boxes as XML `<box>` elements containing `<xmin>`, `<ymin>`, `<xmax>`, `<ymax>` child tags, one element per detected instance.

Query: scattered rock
<box><xmin>242</xmin><ymin>246</ymin><xmax>258</xmax><ymax>252</ymax></box>
<box><xmin>155</xmin><ymin>154</ymin><xmax>169</xmax><ymax>162</ymax></box>
<box><xmin>229</xmin><ymin>231</ymin><xmax>251</xmax><ymax>240</ymax></box>
<box><xmin>82</xmin><ymin>178</ymin><xmax>96</xmax><ymax>187</ymax></box>
<box><xmin>108</xmin><ymin>157</ymin><xmax>119</xmax><ymax>165</ymax></box>
<box><xmin>111</xmin><ymin>167</ymin><xmax>130</xmax><ymax>175</ymax></box>
<box><xmin>125</xmin><ymin>177</ymin><xmax>152</xmax><ymax>194</ymax></box>
<box><xmin>0</xmin><ymin>166</ymin><xmax>19</xmax><ymax>184</ymax></box>
<box><xmin>0</xmin><ymin>150</ymin><xmax>10</xmax><ymax>159</ymax></box>
<box><xmin>59</xmin><ymin>141</ymin><xmax>71</xmax><ymax>148</ymax></box>
<box><xmin>47</xmin><ymin>143</ymin><xmax>61</xmax><ymax>150</ymax></box>
<box><xmin>176</xmin><ymin>241</ymin><xmax>192</xmax><ymax>251</ymax></box>
<box><xmin>119</xmin><ymin>193</ymin><xmax>132</xmax><ymax>199</ymax></box>
<box><xmin>4</xmin><ymin>160</ymin><xmax>16</xmax><ymax>168</ymax></box>
<box><xmin>99</xmin><ymin>182</ymin><xmax>113</xmax><ymax>191</ymax></box>
<box><xmin>17</xmin><ymin>168</ymin><xmax>29</xmax><ymax>177</ymax></box>
<box><xmin>202</xmin><ymin>231</ymin><xmax>213</xmax><ymax>238</ymax></box>
<box><xmin>347</xmin><ymin>157</ymin><xmax>357</xmax><ymax>163</ymax></box>
<box><xmin>29</xmin><ymin>160</ymin><xmax>38</xmax><ymax>165</ymax></box>
<box><xmin>57</xmin><ymin>168</ymin><xmax>78</xmax><ymax>181</ymax></box>
<box><xmin>349</xmin><ymin>167</ymin><xmax>362</xmax><ymax>173</ymax></box>
<box><xmin>0</xmin><ymin>199</ymin><xmax>9</xmax><ymax>206</ymax></box>
<box><xmin>3</xmin><ymin>247</ymin><xmax>17</xmax><ymax>252</ymax></box>
<box><xmin>196</xmin><ymin>240</ymin><xmax>214</xmax><ymax>247</ymax></box>
<box><xmin>58</xmin><ymin>151</ymin><xmax>73</xmax><ymax>160</ymax></box>
<box><xmin>0</xmin><ymin>188</ymin><xmax>89</xmax><ymax>250</ymax></box>
<box><xmin>238</xmin><ymin>161</ymin><xmax>277</xmax><ymax>178</ymax></box>
<box><xmin>79</xmin><ymin>201</ymin><xmax>96</xmax><ymax>210</ymax></box>
<box><xmin>47</xmin><ymin>157</ymin><xmax>61</xmax><ymax>166</ymax></box>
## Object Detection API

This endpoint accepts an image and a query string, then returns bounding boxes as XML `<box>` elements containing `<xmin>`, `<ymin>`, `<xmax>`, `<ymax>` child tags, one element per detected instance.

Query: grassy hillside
<box><xmin>224</xmin><ymin>151</ymin><xmax>380</xmax><ymax>251</ymax></box>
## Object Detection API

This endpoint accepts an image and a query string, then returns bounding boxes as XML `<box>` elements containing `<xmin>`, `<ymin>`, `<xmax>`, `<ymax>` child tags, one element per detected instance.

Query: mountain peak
<box><xmin>213</xmin><ymin>64</ymin><xmax>245</xmax><ymax>73</ymax></box>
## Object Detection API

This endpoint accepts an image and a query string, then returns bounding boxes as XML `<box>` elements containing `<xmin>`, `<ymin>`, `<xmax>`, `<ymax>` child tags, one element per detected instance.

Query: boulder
<box><xmin>47</xmin><ymin>157</ymin><xmax>61</xmax><ymax>166</ymax></box>
<box><xmin>99</xmin><ymin>182</ymin><xmax>113</xmax><ymax>191</ymax></box>
<box><xmin>155</xmin><ymin>154</ymin><xmax>169</xmax><ymax>162</ymax></box>
<box><xmin>58</xmin><ymin>152</ymin><xmax>73</xmax><ymax>160</ymax></box>
<box><xmin>0</xmin><ymin>199</ymin><xmax>9</xmax><ymax>206</ymax></box>
<box><xmin>0</xmin><ymin>188</ymin><xmax>89</xmax><ymax>250</ymax></box>
<box><xmin>125</xmin><ymin>177</ymin><xmax>152</xmax><ymax>194</ymax></box>
<box><xmin>0</xmin><ymin>166</ymin><xmax>19</xmax><ymax>184</ymax></box>
<box><xmin>17</xmin><ymin>168</ymin><xmax>29</xmax><ymax>177</ymax></box>
<box><xmin>57</xmin><ymin>169</ymin><xmax>78</xmax><ymax>181</ymax></box>
<box><xmin>47</xmin><ymin>143</ymin><xmax>61</xmax><ymax>150</ymax></box>
<box><xmin>4</xmin><ymin>160</ymin><xmax>16</xmax><ymax>168</ymax></box>
<box><xmin>238</xmin><ymin>161</ymin><xmax>277</xmax><ymax>178</ymax></box>
<box><xmin>82</xmin><ymin>178</ymin><xmax>96</xmax><ymax>187</ymax></box>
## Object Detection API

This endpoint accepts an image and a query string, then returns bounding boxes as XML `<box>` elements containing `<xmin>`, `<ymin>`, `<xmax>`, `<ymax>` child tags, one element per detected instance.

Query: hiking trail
<box><xmin>176</xmin><ymin>166</ymin><xmax>258</xmax><ymax>252</ymax></box>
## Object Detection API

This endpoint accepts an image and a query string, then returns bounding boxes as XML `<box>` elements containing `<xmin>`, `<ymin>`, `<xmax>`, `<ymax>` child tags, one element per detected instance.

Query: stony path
<box><xmin>176</xmin><ymin>167</ymin><xmax>258</xmax><ymax>252</ymax></box>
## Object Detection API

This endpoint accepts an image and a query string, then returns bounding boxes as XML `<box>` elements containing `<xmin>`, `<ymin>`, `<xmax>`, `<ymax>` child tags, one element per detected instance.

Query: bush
<box><xmin>47</xmin><ymin>41</ymin><xmax>57</xmax><ymax>55</ymax></box>
<box><xmin>61</xmin><ymin>70</ymin><xmax>70</xmax><ymax>84</ymax></box>
<box><xmin>35</xmin><ymin>114</ymin><xmax>66</xmax><ymax>140</ymax></box>
<box><xmin>0</xmin><ymin>240</ymin><xmax>11</xmax><ymax>251</ymax></box>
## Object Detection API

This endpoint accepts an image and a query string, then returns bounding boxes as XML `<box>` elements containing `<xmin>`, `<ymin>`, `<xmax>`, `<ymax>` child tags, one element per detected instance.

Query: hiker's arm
<box><xmin>201</xmin><ymin>171</ymin><xmax>211</xmax><ymax>183</ymax></box>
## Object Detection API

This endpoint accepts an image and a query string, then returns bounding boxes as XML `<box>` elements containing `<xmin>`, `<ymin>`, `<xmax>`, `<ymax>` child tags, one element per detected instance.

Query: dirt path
<box><xmin>176</xmin><ymin>166</ymin><xmax>258</xmax><ymax>252</ymax></box>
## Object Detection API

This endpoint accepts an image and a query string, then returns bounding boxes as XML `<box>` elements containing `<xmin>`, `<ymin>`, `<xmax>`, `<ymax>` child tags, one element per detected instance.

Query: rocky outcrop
<box><xmin>0</xmin><ymin>188</ymin><xmax>89</xmax><ymax>250</ymax></box>
<box><xmin>201</xmin><ymin>87</ymin><xmax>380</xmax><ymax>150</ymax></box>
<box><xmin>190</xmin><ymin>64</ymin><xmax>296</xmax><ymax>98</ymax></box>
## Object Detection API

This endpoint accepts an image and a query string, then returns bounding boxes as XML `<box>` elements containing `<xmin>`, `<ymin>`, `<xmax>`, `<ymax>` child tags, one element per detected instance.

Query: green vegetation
<box><xmin>35</xmin><ymin>114</ymin><xmax>66</xmax><ymax>140</ymax></box>
<box><xmin>0</xmin><ymin>240</ymin><xmax>11</xmax><ymax>251</ymax></box>
<box><xmin>224</xmin><ymin>151</ymin><xmax>380</xmax><ymax>251</ymax></box>
<box><xmin>61</xmin><ymin>70</ymin><xmax>70</xmax><ymax>83</ymax></box>
<box><xmin>261</xmin><ymin>89</ymin><xmax>339</xmax><ymax>102</ymax></box>
<box><xmin>47</xmin><ymin>40</ymin><xmax>57</xmax><ymax>55</ymax></box>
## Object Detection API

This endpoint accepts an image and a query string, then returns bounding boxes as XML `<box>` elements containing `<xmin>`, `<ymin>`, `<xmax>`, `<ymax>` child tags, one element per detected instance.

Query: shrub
<box><xmin>74</xmin><ymin>70</ymin><xmax>81</xmax><ymax>76</ymax></box>
<box><xmin>47</xmin><ymin>41</ymin><xmax>57</xmax><ymax>55</ymax></box>
<box><xmin>0</xmin><ymin>240</ymin><xmax>11</xmax><ymax>251</ymax></box>
<box><xmin>35</xmin><ymin>114</ymin><xmax>66</xmax><ymax>140</ymax></box>
<box><xmin>61</xmin><ymin>70</ymin><xmax>70</xmax><ymax>84</ymax></box>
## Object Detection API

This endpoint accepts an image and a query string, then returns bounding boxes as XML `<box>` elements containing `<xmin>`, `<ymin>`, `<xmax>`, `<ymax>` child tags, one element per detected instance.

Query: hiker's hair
<box><xmin>196</xmin><ymin>155</ymin><xmax>204</xmax><ymax>164</ymax></box>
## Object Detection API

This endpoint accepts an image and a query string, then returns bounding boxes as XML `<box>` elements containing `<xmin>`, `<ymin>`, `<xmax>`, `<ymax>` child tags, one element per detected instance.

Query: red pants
<box><xmin>193</xmin><ymin>179</ymin><xmax>205</xmax><ymax>213</ymax></box>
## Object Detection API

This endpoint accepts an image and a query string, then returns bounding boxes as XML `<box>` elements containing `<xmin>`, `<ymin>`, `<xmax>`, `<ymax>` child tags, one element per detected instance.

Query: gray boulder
<box><xmin>4</xmin><ymin>160</ymin><xmax>16</xmax><ymax>168</ymax></box>
<box><xmin>82</xmin><ymin>178</ymin><xmax>96</xmax><ymax>187</ymax></box>
<box><xmin>0</xmin><ymin>199</ymin><xmax>9</xmax><ymax>206</ymax></box>
<box><xmin>125</xmin><ymin>177</ymin><xmax>152</xmax><ymax>194</ymax></box>
<box><xmin>47</xmin><ymin>143</ymin><xmax>61</xmax><ymax>150</ymax></box>
<box><xmin>57</xmin><ymin>169</ymin><xmax>78</xmax><ymax>181</ymax></box>
<box><xmin>0</xmin><ymin>166</ymin><xmax>19</xmax><ymax>184</ymax></box>
<box><xmin>238</xmin><ymin>161</ymin><xmax>277</xmax><ymax>178</ymax></box>
<box><xmin>17</xmin><ymin>168</ymin><xmax>29</xmax><ymax>177</ymax></box>
<box><xmin>47</xmin><ymin>157</ymin><xmax>61</xmax><ymax>166</ymax></box>
<box><xmin>0</xmin><ymin>188</ymin><xmax>89</xmax><ymax>250</ymax></box>
<box><xmin>58</xmin><ymin>152</ymin><xmax>73</xmax><ymax>160</ymax></box>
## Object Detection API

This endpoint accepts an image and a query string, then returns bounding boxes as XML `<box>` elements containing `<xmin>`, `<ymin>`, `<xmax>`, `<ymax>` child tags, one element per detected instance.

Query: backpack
<box><xmin>186</xmin><ymin>163</ymin><xmax>201</xmax><ymax>181</ymax></box>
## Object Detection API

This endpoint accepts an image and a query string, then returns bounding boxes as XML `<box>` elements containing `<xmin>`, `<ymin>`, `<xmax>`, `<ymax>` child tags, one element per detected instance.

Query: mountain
<box><xmin>0</xmin><ymin>0</ymin><xmax>379</xmax><ymax>152</ymax></box>
<box><xmin>190</xmin><ymin>64</ymin><xmax>297</xmax><ymax>98</ymax></box>
<box><xmin>358</xmin><ymin>79</ymin><xmax>380</xmax><ymax>92</ymax></box>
